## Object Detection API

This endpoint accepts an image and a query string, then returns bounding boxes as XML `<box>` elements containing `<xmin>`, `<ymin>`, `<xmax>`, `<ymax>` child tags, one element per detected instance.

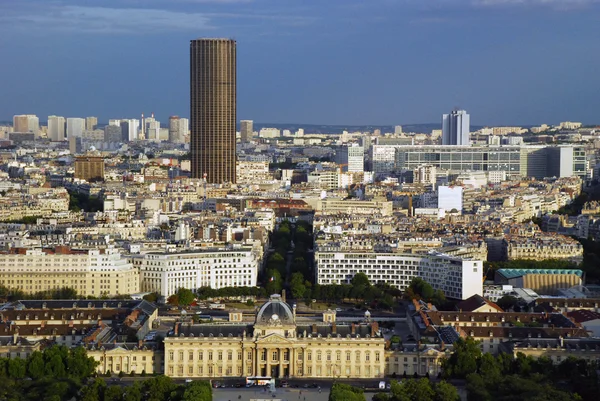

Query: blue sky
<box><xmin>1</xmin><ymin>0</ymin><xmax>599</xmax><ymax>126</ymax></box>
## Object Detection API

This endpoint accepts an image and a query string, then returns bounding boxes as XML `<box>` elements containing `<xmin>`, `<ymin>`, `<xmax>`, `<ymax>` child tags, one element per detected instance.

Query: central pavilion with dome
<box><xmin>163</xmin><ymin>294</ymin><xmax>386</xmax><ymax>379</ymax></box>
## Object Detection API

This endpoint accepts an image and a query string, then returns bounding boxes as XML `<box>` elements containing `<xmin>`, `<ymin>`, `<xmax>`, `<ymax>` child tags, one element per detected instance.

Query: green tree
<box><xmin>80</xmin><ymin>378</ymin><xmax>107</xmax><ymax>401</ymax></box>
<box><xmin>434</xmin><ymin>380</ymin><xmax>460</xmax><ymax>401</ymax></box>
<box><xmin>496</xmin><ymin>295</ymin><xmax>518</xmax><ymax>311</ymax></box>
<box><xmin>402</xmin><ymin>379</ymin><xmax>435</xmax><ymax>401</ymax></box>
<box><xmin>45</xmin><ymin>354</ymin><xmax>66</xmax><ymax>377</ymax></box>
<box><xmin>478</xmin><ymin>353</ymin><xmax>502</xmax><ymax>385</ymax></box>
<box><xmin>123</xmin><ymin>383</ymin><xmax>143</xmax><ymax>401</ymax></box>
<box><xmin>290</xmin><ymin>272</ymin><xmax>307</xmax><ymax>299</ymax></box>
<box><xmin>7</xmin><ymin>358</ymin><xmax>26</xmax><ymax>379</ymax></box>
<box><xmin>143</xmin><ymin>375</ymin><xmax>178</xmax><ymax>401</ymax></box>
<box><xmin>67</xmin><ymin>346</ymin><xmax>98</xmax><ymax>379</ymax></box>
<box><xmin>175</xmin><ymin>288</ymin><xmax>195</xmax><ymax>306</ymax></box>
<box><xmin>104</xmin><ymin>385</ymin><xmax>124</xmax><ymax>401</ymax></box>
<box><xmin>329</xmin><ymin>383</ymin><xmax>365</xmax><ymax>401</ymax></box>
<box><xmin>182</xmin><ymin>381</ymin><xmax>212</xmax><ymax>401</ymax></box>
<box><xmin>441</xmin><ymin>337</ymin><xmax>481</xmax><ymax>379</ymax></box>
<box><xmin>27</xmin><ymin>351</ymin><xmax>46</xmax><ymax>379</ymax></box>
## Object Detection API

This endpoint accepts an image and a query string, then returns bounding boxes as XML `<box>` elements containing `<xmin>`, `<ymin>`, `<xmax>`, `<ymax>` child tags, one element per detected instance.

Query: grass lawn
<box><xmin>225</xmin><ymin>302</ymin><xmax>256</xmax><ymax>310</ymax></box>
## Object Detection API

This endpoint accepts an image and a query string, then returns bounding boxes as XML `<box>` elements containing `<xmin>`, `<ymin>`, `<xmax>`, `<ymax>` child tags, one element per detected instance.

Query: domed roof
<box><xmin>256</xmin><ymin>294</ymin><xmax>295</xmax><ymax>324</ymax></box>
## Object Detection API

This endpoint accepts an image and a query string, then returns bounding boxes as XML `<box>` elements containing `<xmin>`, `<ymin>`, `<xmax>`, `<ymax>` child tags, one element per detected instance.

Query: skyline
<box><xmin>1</xmin><ymin>0</ymin><xmax>599</xmax><ymax>126</ymax></box>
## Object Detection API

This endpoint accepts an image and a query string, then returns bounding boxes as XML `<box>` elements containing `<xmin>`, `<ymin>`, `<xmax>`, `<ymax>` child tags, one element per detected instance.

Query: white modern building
<box><xmin>136</xmin><ymin>248</ymin><xmax>259</xmax><ymax>297</ymax></box>
<box><xmin>315</xmin><ymin>251</ymin><xmax>483</xmax><ymax>300</ymax></box>
<box><xmin>337</xmin><ymin>144</ymin><xmax>364</xmax><ymax>173</ymax></box>
<box><xmin>259</xmin><ymin>128</ymin><xmax>281</xmax><ymax>138</ymax></box>
<box><xmin>438</xmin><ymin>186</ymin><xmax>463</xmax><ymax>212</ymax></box>
<box><xmin>169</xmin><ymin>116</ymin><xmax>189</xmax><ymax>143</ymax></box>
<box><xmin>442</xmin><ymin>109</ymin><xmax>470</xmax><ymax>146</ymax></box>
<box><xmin>120</xmin><ymin>119</ymin><xmax>140</xmax><ymax>142</ymax></box>
<box><xmin>47</xmin><ymin>115</ymin><xmax>66</xmax><ymax>141</ymax></box>
<box><xmin>66</xmin><ymin>118</ymin><xmax>86</xmax><ymax>139</ymax></box>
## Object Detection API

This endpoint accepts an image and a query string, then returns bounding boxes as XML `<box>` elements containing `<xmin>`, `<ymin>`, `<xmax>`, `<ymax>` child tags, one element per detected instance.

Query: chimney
<box><xmin>312</xmin><ymin>324</ymin><xmax>317</xmax><ymax>334</ymax></box>
<box><xmin>371</xmin><ymin>322</ymin><xmax>379</xmax><ymax>337</ymax></box>
<box><xmin>332</xmin><ymin>323</ymin><xmax>337</xmax><ymax>334</ymax></box>
<box><xmin>293</xmin><ymin>304</ymin><xmax>297</xmax><ymax>320</ymax></box>
<box><xmin>440</xmin><ymin>341</ymin><xmax>445</xmax><ymax>351</ymax></box>
<box><xmin>174</xmin><ymin>323</ymin><xmax>179</xmax><ymax>336</ymax></box>
<box><xmin>12</xmin><ymin>333</ymin><xmax>18</xmax><ymax>344</ymax></box>
<box><xmin>138</xmin><ymin>339</ymin><xmax>143</xmax><ymax>348</ymax></box>
<box><xmin>281</xmin><ymin>289</ymin><xmax>286</xmax><ymax>303</ymax></box>
<box><xmin>113</xmin><ymin>339</ymin><xmax>117</xmax><ymax>345</ymax></box>
<box><xmin>351</xmin><ymin>323</ymin><xmax>356</xmax><ymax>335</ymax></box>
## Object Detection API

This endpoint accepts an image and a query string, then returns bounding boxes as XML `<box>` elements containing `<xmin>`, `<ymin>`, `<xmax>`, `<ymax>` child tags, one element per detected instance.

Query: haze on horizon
<box><xmin>0</xmin><ymin>0</ymin><xmax>598</xmax><ymax>127</ymax></box>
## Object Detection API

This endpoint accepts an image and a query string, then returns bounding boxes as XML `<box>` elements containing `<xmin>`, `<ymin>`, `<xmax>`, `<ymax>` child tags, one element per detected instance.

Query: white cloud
<box><xmin>472</xmin><ymin>0</ymin><xmax>599</xmax><ymax>9</ymax></box>
<box><xmin>0</xmin><ymin>5</ymin><xmax>215</xmax><ymax>34</ymax></box>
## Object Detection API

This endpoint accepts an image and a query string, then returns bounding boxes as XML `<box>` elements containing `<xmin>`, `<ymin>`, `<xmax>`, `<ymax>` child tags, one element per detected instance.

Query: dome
<box><xmin>256</xmin><ymin>294</ymin><xmax>295</xmax><ymax>324</ymax></box>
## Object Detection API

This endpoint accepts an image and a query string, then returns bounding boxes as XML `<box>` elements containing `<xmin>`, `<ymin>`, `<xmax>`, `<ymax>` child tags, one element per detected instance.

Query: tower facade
<box><xmin>190</xmin><ymin>38</ymin><xmax>237</xmax><ymax>183</ymax></box>
<box><xmin>442</xmin><ymin>109</ymin><xmax>470</xmax><ymax>146</ymax></box>
<box><xmin>240</xmin><ymin>120</ymin><xmax>253</xmax><ymax>143</ymax></box>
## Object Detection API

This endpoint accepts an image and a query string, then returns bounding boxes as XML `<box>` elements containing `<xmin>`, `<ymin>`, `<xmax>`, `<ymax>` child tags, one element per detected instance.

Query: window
<box><xmin>327</xmin><ymin>352</ymin><xmax>331</xmax><ymax>361</ymax></box>
<box><xmin>228</xmin><ymin>351</ymin><xmax>232</xmax><ymax>361</ymax></box>
<box><xmin>178</xmin><ymin>351</ymin><xmax>184</xmax><ymax>360</ymax></box>
<box><xmin>189</xmin><ymin>351</ymin><xmax>193</xmax><ymax>361</ymax></box>
<box><xmin>317</xmin><ymin>352</ymin><xmax>322</xmax><ymax>361</ymax></box>
<box><xmin>308</xmin><ymin>352</ymin><xmax>312</xmax><ymax>361</ymax></box>
<box><xmin>198</xmin><ymin>351</ymin><xmax>203</xmax><ymax>361</ymax></box>
<box><xmin>375</xmin><ymin>352</ymin><xmax>380</xmax><ymax>362</ymax></box>
<box><xmin>356</xmin><ymin>352</ymin><xmax>360</xmax><ymax>362</ymax></box>
<box><xmin>188</xmin><ymin>366</ymin><xmax>193</xmax><ymax>374</ymax></box>
<box><xmin>168</xmin><ymin>351</ymin><xmax>174</xmax><ymax>361</ymax></box>
<box><xmin>365</xmin><ymin>352</ymin><xmax>370</xmax><ymax>362</ymax></box>
<box><xmin>261</xmin><ymin>350</ymin><xmax>267</xmax><ymax>361</ymax></box>
<box><xmin>272</xmin><ymin>351</ymin><xmax>278</xmax><ymax>362</ymax></box>
<box><xmin>218</xmin><ymin>351</ymin><xmax>223</xmax><ymax>361</ymax></box>
<box><xmin>208</xmin><ymin>351</ymin><xmax>213</xmax><ymax>361</ymax></box>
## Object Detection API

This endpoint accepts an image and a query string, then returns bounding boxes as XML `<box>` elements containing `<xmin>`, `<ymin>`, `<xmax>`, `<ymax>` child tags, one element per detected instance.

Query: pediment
<box><xmin>256</xmin><ymin>333</ymin><xmax>294</xmax><ymax>344</ymax></box>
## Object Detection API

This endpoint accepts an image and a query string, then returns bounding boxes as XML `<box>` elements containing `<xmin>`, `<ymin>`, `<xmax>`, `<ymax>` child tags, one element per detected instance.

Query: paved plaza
<box><xmin>213</xmin><ymin>387</ymin><xmax>336</xmax><ymax>401</ymax></box>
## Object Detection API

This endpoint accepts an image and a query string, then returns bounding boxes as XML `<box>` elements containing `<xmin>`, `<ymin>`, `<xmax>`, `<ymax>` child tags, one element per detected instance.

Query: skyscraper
<box><xmin>13</xmin><ymin>114</ymin><xmax>39</xmax><ymax>135</ymax></box>
<box><xmin>190</xmin><ymin>38</ymin><xmax>237</xmax><ymax>183</ymax></box>
<box><xmin>169</xmin><ymin>116</ymin><xmax>189</xmax><ymax>143</ymax></box>
<box><xmin>66</xmin><ymin>118</ymin><xmax>86</xmax><ymax>139</ymax></box>
<box><xmin>47</xmin><ymin>115</ymin><xmax>65</xmax><ymax>141</ymax></box>
<box><xmin>240</xmin><ymin>120</ymin><xmax>253</xmax><ymax>142</ymax></box>
<box><xmin>86</xmin><ymin>116</ymin><xmax>98</xmax><ymax>131</ymax></box>
<box><xmin>442</xmin><ymin>109</ymin><xmax>470</xmax><ymax>146</ymax></box>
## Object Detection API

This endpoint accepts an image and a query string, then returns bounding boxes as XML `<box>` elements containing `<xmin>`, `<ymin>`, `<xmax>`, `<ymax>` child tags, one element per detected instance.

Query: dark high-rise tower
<box><xmin>190</xmin><ymin>38</ymin><xmax>237</xmax><ymax>183</ymax></box>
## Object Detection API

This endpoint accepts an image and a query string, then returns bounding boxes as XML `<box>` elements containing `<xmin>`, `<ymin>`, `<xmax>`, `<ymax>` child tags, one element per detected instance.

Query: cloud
<box><xmin>0</xmin><ymin>5</ymin><xmax>216</xmax><ymax>34</ymax></box>
<box><xmin>471</xmin><ymin>0</ymin><xmax>599</xmax><ymax>9</ymax></box>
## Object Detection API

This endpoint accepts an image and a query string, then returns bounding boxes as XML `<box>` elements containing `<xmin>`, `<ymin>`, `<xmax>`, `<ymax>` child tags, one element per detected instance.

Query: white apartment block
<box><xmin>315</xmin><ymin>251</ymin><xmax>482</xmax><ymax>300</ymax></box>
<box><xmin>259</xmin><ymin>128</ymin><xmax>281</xmax><ymax>138</ymax></box>
<box><xmin>0</xmin><ymin>247</ymin><xmax>139</xmax><ymax>297</ymax></box>
<box><xmin>136</xmin><ymin>249</ymin><xmax>259</xmax><ymax>297</ymax></box>
<box><xmin>236</xmin><ymin>161</ymin><xmax>272</xmax><ymax>184</ymax></box>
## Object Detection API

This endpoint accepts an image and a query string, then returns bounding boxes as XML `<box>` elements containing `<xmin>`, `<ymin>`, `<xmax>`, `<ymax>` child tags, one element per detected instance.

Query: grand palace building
<box><xmin>163</xmin><ymin>294</ymin><xmax>389</xmax><ymax>379</ymax></box>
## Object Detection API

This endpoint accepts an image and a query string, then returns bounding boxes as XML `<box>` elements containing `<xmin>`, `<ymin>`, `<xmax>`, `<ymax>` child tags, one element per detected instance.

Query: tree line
<box><xmin>442</xmin><ymin>337</ymin><xmax>598</xmax><ymax>400</ymax></box>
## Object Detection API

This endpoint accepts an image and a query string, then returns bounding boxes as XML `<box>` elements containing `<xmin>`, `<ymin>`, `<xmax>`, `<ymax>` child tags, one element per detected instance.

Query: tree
<box><xmin>143</xmin><ymin>375</ymin><xmax>179</xmax><ymax>401</ymax></box>
<box><xmin>441</xmin><ymin>337</ymin><xmax>481</xmax><ymax>379</ymax></box>
<box><xmin>104</xmin><ymin>385</ymin><xmax>124</xmax><ymax>401</ymax></box>
<box><xmin>45</xmin><ymin>354</ymin><xmax>66</xmax><ymax>377</ymax></box>
<box><xmin>402</xmin><ymin>379</ymin><xmax>435</xmax><ymax>401</ymax></box>
<box><xmin>496</xmin><ymin>295</ymin><xmax>518</xmax><ymax>311</ymax></box>
<box><xmin>7</xmin><ymin>358</ymin><xmax>26</xmax><ymax>379</ymax></box>
<box><xmin>329</xmin><ymin>383</ymin><xmax>366</xmax><ymax>401</ymax></box>
<box><xmin>182</xmin><ymin>381</ymin><xmax>212</xmax><ymax>401</ymax></box>
<box><xmin>351</xmin><ymin>272</ymin><xmax>370</xmax><ymax>288</ymax></box>
<box><xmin>290</xmin><ymin>272</ymin><xmax>307</xmax><ymax>299</ymax></box>
<box><xmin>407</xmin><ymin>277</ymin><xmax>435</xmax><ymax>301</ymax></box>
<box><xmin>124</xmin><ymin>383</ymin><xmax>143</xmax><ymax>401</ymax></box>
<box><xmin>175</xmin><ymin>288</ymin><xmax>195</xmax><ymax>306</ymax></box>
<box><xmin>478</xmin><ymin>353</ymin><xmax>502</xmax><ymax>385</ymax></box>
<box><xmin>434</xmin><ymin>380</ymin><xmax>460</xmax><ymax>401</ymax></box>
<box><xmin>27</xmin><ymin>351</ymin><xmax>46</xmax><ymax>379</ymax></box>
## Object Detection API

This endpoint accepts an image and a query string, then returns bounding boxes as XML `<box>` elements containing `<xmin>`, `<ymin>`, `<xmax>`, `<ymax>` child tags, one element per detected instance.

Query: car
<box><xmin>281</xmin><ymin>380</ymin><xmax>289</xmax><ymax>388</ymax></box>
<box><xmin>303</xmin><ymin>383</ymin><xmax>309</xmax><ymax>388</ymax></box>
<box><xmin>310</xmin><ymin>383</ymin><xmax>319</xmax><ymax>388</ymax></box>
<box><xmin>212</xmin><ymin>381</ymin><xmax>220</xmax><ymax>388</ymax></box>
<box><xmin>195</xmin><ymin>311</ymin><xmax>202</xmax><ymax>315</ymax></box>
<box><xmin>185</xmin><ymin>379</ymin><xmax>193</xmax><ymax>384</ymax></box>
<box><xmin>234</xmin><ymin>382</ymin><xmax>244</xmax><ymax>388</ymax></box>
<box><xmin>335</xmin><ymin>308</ymin><xmax>343</xmax><ymax>312</ymax></box>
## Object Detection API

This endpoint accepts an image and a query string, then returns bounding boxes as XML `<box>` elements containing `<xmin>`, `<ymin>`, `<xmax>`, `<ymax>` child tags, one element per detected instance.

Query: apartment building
<box><xmin>0</xmin><ymin>246</ymin><xmax>139</xmax><ymax>297</ymax></box>
<box><xmin>315</xmin><ymin>250</ymin><xmax>482</xmax><ymax>300</ymax></box>
<box><xmin>135</xmin><ymin>248</ymin><xmax>259</xmax><ymax>297</ymax></box>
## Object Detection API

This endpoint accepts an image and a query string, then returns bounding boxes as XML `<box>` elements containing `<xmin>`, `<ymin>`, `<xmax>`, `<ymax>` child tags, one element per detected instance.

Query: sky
<box><xmin>0</xmin><ymin>0</ymin><xmax>599</xmax><ymax>127</ymax></box>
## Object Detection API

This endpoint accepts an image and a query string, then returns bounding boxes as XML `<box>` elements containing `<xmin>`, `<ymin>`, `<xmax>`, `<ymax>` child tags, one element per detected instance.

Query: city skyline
<box><xmin>1</xmin><ymin>0</ymin><xmax>599</xmax><ymax>126</ymax></box>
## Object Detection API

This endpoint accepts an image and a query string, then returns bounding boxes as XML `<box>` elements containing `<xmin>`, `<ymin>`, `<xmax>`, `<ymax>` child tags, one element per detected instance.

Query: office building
<box><xmin>136</xmin><ymin>248</ymin><xmax>258</xmax><ymax>297</ymax></box>
<box><xmin>442</xmin><ymin>109</ymin><xmax>470</xmax><ymax>145</ymax></box>
<box><xmin>259</xmin><ymin>128</ymin><xmax>280</xmax><ymax>139</ymax></box>
<box><xmin>336</xmin><ymin>144</ymin><xmax>364</xmax><ymax>173</ymax></box>
<box><xmin>47</xmin><ymin>115</ymin><xmax>65</xmax><ymax>141</ymax></box>
<box><xmin>74</xmin><ymin>155</ymin><xmax>105</xmax><ymax>181</ymax></box>
<box><xmin>169</xmin><ymin>116</ymin><xmax>189</xmax><ymax>143</ymax></box>
<box><xmin>0</xmin><ymin>247</ymin><xmax>139</xmax><ymax>297</ymax></box>
<box><xmin>86</xmin><ymin>116</ymin><xmax>98</xmax><ymax>131</ymax></box>
<box><xmin>315</xmin><ymin>251</ymin><xmax>482</xmax><ymax>300</ymax></box>
<box><xmin>104</xmin><ymin>124</ymin><xmax>122</xmax><ymax>143</ymax></box>
<box><xmin>394</xmin><ymin>125</ymin><xmax>403</xmax><ymax>135</ymax></box>
<box><xmin>66</xmin><ymin>118</ymin><xmax>86</xmax><ymax>139</ymax></box>
<box><xmin>120</xmin><ymin>119</ymin><xmax>139</xmax><ymax>142</ymax></box>
<box><xmin>13</xmin><ymin>114</ymin><xmax>39</xmax><ymax>136</ymax></box>
<box><xmin>190</xmin><ymin>38</ymin><xmax>237</xmax><ymax>183</ymax></box>
<box><xmin>240</xmin><ymin>119</ymin><xmax>253</xmax><ymax>142</ymax></box>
